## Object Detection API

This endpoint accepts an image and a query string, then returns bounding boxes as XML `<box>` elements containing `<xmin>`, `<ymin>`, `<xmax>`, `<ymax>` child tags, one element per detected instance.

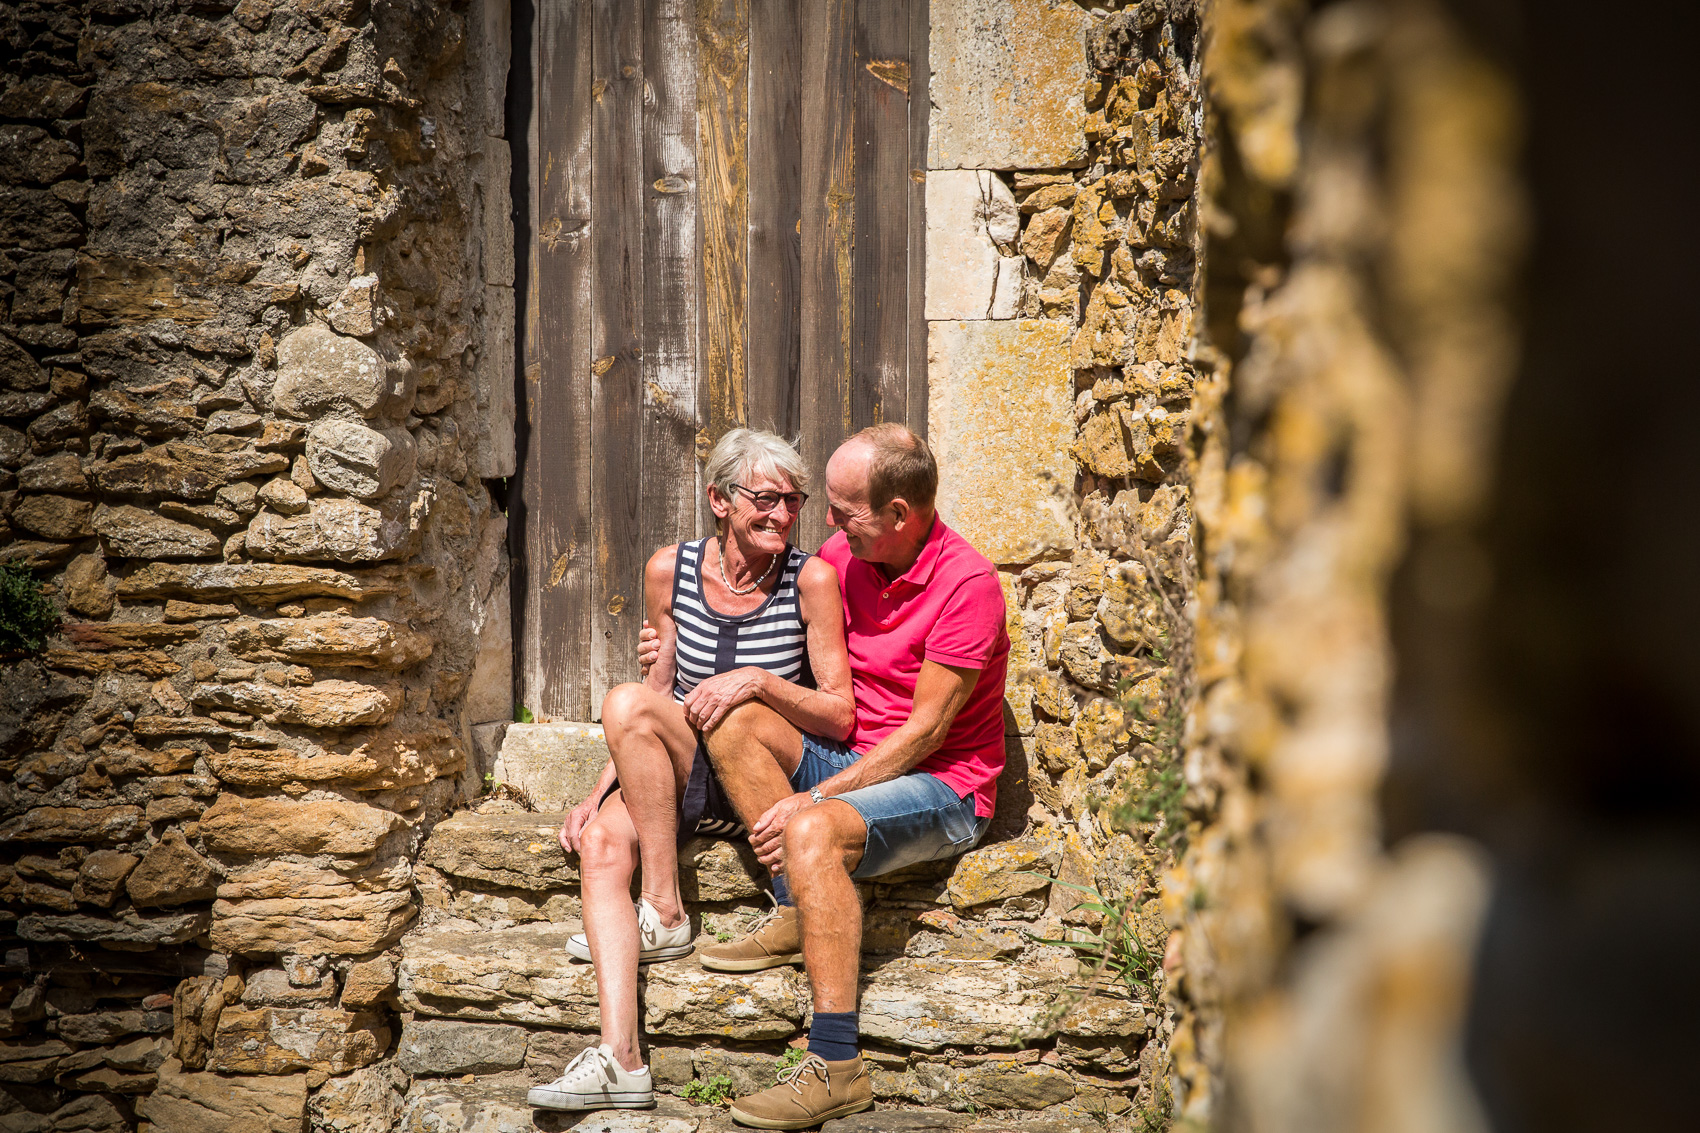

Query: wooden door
<box><xmin>514</xmin><ymin>0</ymin><xmax>928</xmax><ymax>721</ymax></box>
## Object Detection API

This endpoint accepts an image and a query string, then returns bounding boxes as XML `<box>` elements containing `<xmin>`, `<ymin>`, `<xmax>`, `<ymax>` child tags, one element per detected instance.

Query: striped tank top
<box><xmin>671</xmin><ymin>538</ymin><xmax>812</xmax><ymax>701</ymax></box>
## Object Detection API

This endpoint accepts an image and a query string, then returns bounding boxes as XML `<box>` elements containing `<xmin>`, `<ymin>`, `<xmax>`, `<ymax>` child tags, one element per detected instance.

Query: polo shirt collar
<box><xmin>882</xmin><ymin>514</ymin><xmax>944</xmax><ymax>590</ymax></box>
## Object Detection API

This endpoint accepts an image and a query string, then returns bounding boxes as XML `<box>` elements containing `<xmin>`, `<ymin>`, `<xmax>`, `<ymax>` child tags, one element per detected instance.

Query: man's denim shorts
<box><xmin>790</xmin><ymin>733</ymin><xmax>991</xmax><ymax>879</ymax></box>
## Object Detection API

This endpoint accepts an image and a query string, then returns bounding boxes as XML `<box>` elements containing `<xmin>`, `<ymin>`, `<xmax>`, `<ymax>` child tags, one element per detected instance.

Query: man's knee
<box><xmin>785</xmin><ymin>804</ymin><xmax>858</xmax><ymax>868</ymax></box>
<box><xmin>703</xmin><ymin>699</ymin><xmax>774</xmax><ymax>754</ymax></box>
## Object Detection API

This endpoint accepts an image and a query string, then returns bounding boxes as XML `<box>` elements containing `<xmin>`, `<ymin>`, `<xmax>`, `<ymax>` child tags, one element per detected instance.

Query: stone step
<box><xmin>396</xmin><ymin>919</ymin><xmax>1147</xmax><ymax>1053</ymax></box>
<box><xmin>400</xmin><ymin>1072</ymin><xmax>727</xmax><ymax>1132</ymax></box>
<box><xmin>491</xmin><ymin>722</ymin><xmax>610</xmax><ymax>812</ymax></box>
<box><xmin>416</xmin><ymin>811</ymin><xmax>773</xmax><ymax>926</ymax></box>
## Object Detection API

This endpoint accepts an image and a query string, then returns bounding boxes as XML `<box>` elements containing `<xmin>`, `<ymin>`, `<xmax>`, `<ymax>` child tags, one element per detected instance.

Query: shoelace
<box><xmin>777</xmin><ymin>1053</ymin><xmax>829</xmax><ymax>1095</ymax></box>
<box><xmin>742</xmin><ymin>891</ymin><xmax>785</xmax><ymax>938</ymax></box>
<box><xmin>556</xmin><ymin>1045</ymin><xmax>616</xmax><ymax>1089</ymax></box>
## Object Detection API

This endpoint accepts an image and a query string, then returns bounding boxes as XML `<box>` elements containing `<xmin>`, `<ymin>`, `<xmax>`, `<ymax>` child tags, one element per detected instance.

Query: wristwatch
<box><xmin>808</xmin><ymin>786</ymin><xmax>826</xmax><ymax>805</ymax></box>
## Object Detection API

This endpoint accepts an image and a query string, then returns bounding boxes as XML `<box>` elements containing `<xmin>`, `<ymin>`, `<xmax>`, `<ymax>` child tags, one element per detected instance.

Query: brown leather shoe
<box><xmin>729</xmin><ymin>1053</ymin><xmax>872</xmax><ymax>1129</ymax></box>
<box><xmin>699</xmin><ymin>903</ymin><xmax>802</xmax><ymax>972</ymax></box>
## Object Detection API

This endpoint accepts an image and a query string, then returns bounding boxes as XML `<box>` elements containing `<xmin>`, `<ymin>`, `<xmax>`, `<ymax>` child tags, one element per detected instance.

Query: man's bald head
<box><xmin>840</xmin><ymin>423</ymin><xmax>937</xmax><ymax>512</ymax></box>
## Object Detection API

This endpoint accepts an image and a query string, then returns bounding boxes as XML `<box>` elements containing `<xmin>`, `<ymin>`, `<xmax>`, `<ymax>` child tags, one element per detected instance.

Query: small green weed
<box><xmin>0</xmin><ymin>562</ymin><xmax>58</xmax><ymax>655</ymax></box>
<box><xmin>681</xmin><ymin>1073</ymin><xmax>736</xmax><ymax>1106</ymax></box>
<box><xmin>1020</xmin><ymin>874</ymin><xmax>1159</xmax><ymax>997</ymax></box>
<box><xmin>514</xmin><ymin>703</ymin><xmax>535</xmax><ymax>724</ymax></box>
<box><xmin>774</xmin><ymin>1047</ymin><xmax>806</xmax><ymax>1078</ymax></box>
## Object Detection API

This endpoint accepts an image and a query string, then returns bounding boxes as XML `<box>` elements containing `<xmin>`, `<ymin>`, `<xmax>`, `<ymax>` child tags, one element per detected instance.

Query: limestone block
<box><xmin>240</xmin><ymin>967</ymin><xmax>338</xmax><ymax>1008</ymax></box>
<box><xmin>0</xmin><ymin>806</ymin><xmax>144</xmax><ymax>844</ymax></box>
<box><xmin>477</xmin><ymin>283</ymin><xmax>517</xmax><ymax>477</ymax></box>
<box><xmin>9</xmin><ymin>494</ymin><xmax>93</xmax><ymax>540</ymax></box>
<box><xmin>257</xmin><ymin>477</ymin><xmax>310</xmax><ymax>515</ymax></box>
<box><xmin>71</xmin><ymin>850</ymin><xmax>138</xmax><ymax>908</ymax></box>
<box><xmin>400</xmin><ymin>1079</ymin><xmax>701</xmax><ymax>1133</ymax></box>
<box><xmin>209</xmin><ymin>1006</ymin><xmax>389</xmax><ymax>1074</ymax></box>
<box><xmin>271</xmin><ymin>322</ymin><xmax>387</xmax><ymax>419</ymax></box>
<box><xmin>464</xmin><ymin>571</ymin><xmax>513</xmax><ymax>725</ymax></box>
<box><xmin>17</xmin><ymin>909</ymin><xmax>209</xmax><ymax>947</ymax></box>
<box><xmin>928</xmin><ymin>319</ymin><xmax>1077</xmax><ymax>565</ymax></box>
<box><xmin>930</xmin><ymin>0</ymin><xmax>1092</xmax><ymax>170</ymax></box>
<box><xmin>191</xmin><ymin>678</ymin><xmax>400</xmax><ymax>727</ymax></box>
<box><xmin>310</xmin><ymin>1063</ymin><xmax>404</xmax><ymax>1133</ymax></box>
<box><xmin>327</xmin><ymin>274</ymin><xmax>386</xmax><ymax>337</ymax></box>
<box><xmin>93</xmin><ymin>445</ymin><xmax>289</xmax><ymax>499</ymax></box>
<box><xmin>421</xmin><ymin>812</ymin><xmax>580</xmax><ymax>890</ymax></box>
<box><xmin>396</xmin><ymin>1018</ymin><xmax>528</xmax><ymax>1076</ymax></box>
<box><xmin>116</xmin><ymin>561</ymin><xmax>413</xmax><ymax>604</ymax></box>
<box><xmin>679</xmin><ymin>837</ymin><xmax>767</xmax><ymax>903</ymax></box>
<box><xmin>306</xmin><ymin>420</ymin><xmax>416</xmax><ymax>499</ymax></box>
<box><xmin>218</xmin><ymin>856</ymin><xmax>413</xmax><ymax>901</ymax></box>
<box><xmin>208</xmin><ymin>725</ymin><xmax>464</xmax><ymax>790</ymax></box>
<box><xmin>492</xmin><ymin>722</ymin><xmax>610</xmax><ymax>812</ymax></box>
<box><xmin>246</xmin><ymin>493</ymin><xmax>421</xmax><ymax>563</ymax></box>
<box><xmin>126</xmin><ymin>829</ymin><xmax>219</xmax><ymax>908</ymax></box>
<box><xmin>223</xmin><ymin>613</ymin><xmax>433</xmax><ymax>670</ymax></box>
<box><xmin>889</xmin><ymin>1059</ymin><xmax>1078</xmax><ymax>1111</ymax></box>
<box><xmin>944</xmin><ymin>839</ymin><xmax>1057</xmax><ymax>909</ymax></box>
<box><xmin>858</xmin><ymin>958</ymin><xmax>1064</xmax><ymax>1050</ymax></box>
<box><xmin>138</xmin><ymin>1058</ymin><xmax>307</xmax><ymax>1133</ymax></box>
<box><xmin>199</xmin><ymin>794</ymin><xmax>403</xmax><ymax>856</ymax></box>
<box><xmin>340</xmin><ymin>955</ymin><xmax>397</xmax><ymax>1009</ymax></box>
<box><xmin>925</xmin><ymin>170</ymin><xmax>1024</xmax><ymax>320</ymax></box>
<box><xmin>643</xmin><ymin>956</ymin><xmax>806</xmax><ymax>1040</ymax></box>
<box><xmin>61</xmin><ymin>552</ymin><xmax>116</xmax><ymax>617</ymax></box>
<box><xmin>92</xmin><ymin>504</ymin><xmax>222</xmax><ymax>559</ymax></box>
<box><xmin>210</xmin><ymin>891</ymin><xmax>417</xmax><ymax>957</ymax></box>
<box><xmin>397</xmin><ymin>922</ymin><xmax>600</xmax><ymax>1028</ymax></box>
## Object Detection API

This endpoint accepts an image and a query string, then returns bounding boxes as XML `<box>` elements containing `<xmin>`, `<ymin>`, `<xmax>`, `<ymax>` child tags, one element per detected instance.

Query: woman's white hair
<box><xmin>704</xmin><ymin>428</ymin><xmax>809</xmax><ymax>502</ymax></box>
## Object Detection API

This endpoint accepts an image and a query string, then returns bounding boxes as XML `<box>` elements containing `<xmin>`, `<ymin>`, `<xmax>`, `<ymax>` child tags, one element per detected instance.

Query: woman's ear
<box><xmin>707</xmin><ymin>484</ymin><xmax>733</xmax><ymax>521</ymax></box>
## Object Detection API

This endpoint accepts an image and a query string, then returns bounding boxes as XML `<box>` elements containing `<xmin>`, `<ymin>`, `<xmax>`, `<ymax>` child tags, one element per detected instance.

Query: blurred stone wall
<box><xmin>928</xmin><ymin>1</ymin><xmax>1526</xmax><ymax>1131</ymax></box>
<box><xmin>0</xmin><ymin>0</ymin><xmax>514</xmax><ymax>1128</ymax></box>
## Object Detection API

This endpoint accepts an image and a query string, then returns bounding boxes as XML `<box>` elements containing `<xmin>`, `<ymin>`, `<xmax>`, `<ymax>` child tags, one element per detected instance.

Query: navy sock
<box><xmin>771</xmin><ymin>874</ymin><xmax>793</xmax><ymax>907</ymax></box>
<box><xmin>807</xmin><ymin>1011</ymin><xmax>859</xmax><ymax>1062</ymax></box>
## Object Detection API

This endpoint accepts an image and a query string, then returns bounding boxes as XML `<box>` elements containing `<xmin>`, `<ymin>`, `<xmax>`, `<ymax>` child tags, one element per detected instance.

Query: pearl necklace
<box><xmin>718</xmin><ymin>539</ymin><xmax>780</xmax><ymax>596</ymax></box>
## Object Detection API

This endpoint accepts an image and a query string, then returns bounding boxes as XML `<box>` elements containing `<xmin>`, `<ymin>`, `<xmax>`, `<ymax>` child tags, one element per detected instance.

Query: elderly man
<box><xmin>646</xmin><ymin>423</ymin><xmax>1010</xmax><ymax>1129</ymax></box>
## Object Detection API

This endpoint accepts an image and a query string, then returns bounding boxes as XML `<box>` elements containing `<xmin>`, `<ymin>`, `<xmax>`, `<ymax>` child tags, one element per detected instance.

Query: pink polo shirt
<box><xmin>818</xmin><ymin>517</ymin><xmax>1010</xmax><ymax>817</ymax></box>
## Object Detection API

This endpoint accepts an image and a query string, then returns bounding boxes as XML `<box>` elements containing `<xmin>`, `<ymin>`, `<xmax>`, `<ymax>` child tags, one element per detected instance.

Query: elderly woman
<box><xmin>528</xmin><ymin>429</ymin><xmax>854</xmax><ymax>1113</ymax></box>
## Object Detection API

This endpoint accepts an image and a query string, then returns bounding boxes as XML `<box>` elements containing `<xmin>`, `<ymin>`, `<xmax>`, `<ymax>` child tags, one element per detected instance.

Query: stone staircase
<box><xmin>389</xmin><ymin>724</ymin><xmax>1156</xmax><ymax>1131</ymax></box>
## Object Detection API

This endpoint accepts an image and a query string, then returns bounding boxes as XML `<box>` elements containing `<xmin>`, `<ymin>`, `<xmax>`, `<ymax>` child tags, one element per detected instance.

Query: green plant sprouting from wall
<box><xmin>0</xmin><ymin>563</ymin><xmax>59</xmax><ymax>655</ymax></box>
<box><xmin>681</xmin><ymin>1073</ymin><xmax>736</xmax><ymax>1106</ymax></box>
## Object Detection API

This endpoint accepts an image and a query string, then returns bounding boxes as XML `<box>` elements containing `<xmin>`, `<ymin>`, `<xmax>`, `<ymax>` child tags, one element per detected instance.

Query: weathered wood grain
<box><xmin>695</xmin><ymin>0</ymin><xmax>750</xmax><ymax>495</ymax></box>
<box><xmin>852</xmin><ymin>0</ymin><xmax>912</xmax><ymax>432</ymax></box>
<box><xmin>906</xmin><ymin>0</ymin><xmax>930</xmax><ymax>437</ymax></box>
<box><xmin>796</xmin><ymin>0</ymin><xmax>856</xmax><ymax>551</ymax></box>
<box><xmin>747</xmin><ymin>0</ymin><xmax>802</xmax><ymax>441</ymax></box>
<box><xmin>641</xmin><ymin>0</ymin><xmax>703</xmax><ymax>592</ymax></box>
<box><xmin>521</xmin><ymin>0</ymin><xmax>595</xmax><ymax>720</ymax></box>
<box><xmin>589</xmin><ymin>0</ymin><xmax>647</xmax><ymax>708</ymax></box>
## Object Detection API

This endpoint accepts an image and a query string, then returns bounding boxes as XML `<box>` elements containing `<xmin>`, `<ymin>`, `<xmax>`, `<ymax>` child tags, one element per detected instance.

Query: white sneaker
<box><xmin>527</xmin><ymin>1043</ymin><xmax>655</xmax><ymax>1110</ymax></box>
<box><xmin>565</xmin><ymin>898</ymin><xmax>694</xmax><ymax>964</ymax></box>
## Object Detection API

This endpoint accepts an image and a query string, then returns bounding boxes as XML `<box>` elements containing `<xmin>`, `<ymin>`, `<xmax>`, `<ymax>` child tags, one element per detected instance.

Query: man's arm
<box><xmin>748</xmin><ymin>659</ymin><xmax>979</xmax><ymax>867</ymax></box>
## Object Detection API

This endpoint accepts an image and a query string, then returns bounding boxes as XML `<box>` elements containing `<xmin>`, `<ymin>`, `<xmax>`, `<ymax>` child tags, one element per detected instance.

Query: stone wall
<box><xmin>0</xmin><ymin>0</ymin><xmax>514</xmax><ymax>1128</ymax></box>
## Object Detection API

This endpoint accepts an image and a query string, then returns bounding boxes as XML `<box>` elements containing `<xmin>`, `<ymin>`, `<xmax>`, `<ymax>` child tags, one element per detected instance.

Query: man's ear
<box><xmin>888</xmin><ymin>497</ymin><xmax>911</xmax><ymax>528</ymax></box>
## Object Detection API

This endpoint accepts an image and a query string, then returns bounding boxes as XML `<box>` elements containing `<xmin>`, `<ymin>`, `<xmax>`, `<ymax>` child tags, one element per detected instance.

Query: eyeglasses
<box><xmin>731</xmin><ymin>484</ymin><xmax>809</xmax><ymax>513</ymax></box>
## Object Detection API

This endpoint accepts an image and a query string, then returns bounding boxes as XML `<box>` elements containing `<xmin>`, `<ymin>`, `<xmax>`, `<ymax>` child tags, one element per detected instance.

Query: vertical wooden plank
<box><xmin>796</xmin><ymin>0</ymin><xmax>856</xmax><ymax>551</ymax></box>
<box><xmin>522</xmin><ymin>0</ymin><xmax>595</xmax><ymax>720</ymax></box>
<box><xmin>746</xmin><ymin>0</ymin><xmax>801</xmax><ymax>439</ymax></box>
<box><xmin>907</xmin><ymin>0</ymin><xmax>929</xmax><ymax>437</ymax></box>
<box><xmin>590</xmin><ymin>0</ymin><xmax>646</xmax><ymax>709</ymax></box>
<box><xmin>642</xmin><ymin>0</ymin><xmax>702</xmax><ymax>580</ymax></box>
<box><xmin>696</xmin><ymin>0</ymin><xmax>750</xmax><ymax>492</ymax></box>
<box><xmin>852</xmin><ymin>0</ymin><xmax>912</xmax><ymax>432</ymax></box>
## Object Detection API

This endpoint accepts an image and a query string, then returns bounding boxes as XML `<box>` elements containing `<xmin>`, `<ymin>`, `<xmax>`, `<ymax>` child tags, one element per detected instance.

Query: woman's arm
<box><xmin>680</xmin><ymin>557</ymin><xmax>856</xmax><ymax>739</ymax></box>
<box><xmin>642</xmin><ymin>545</ymin><xmax>681</xmax><ymax>696</ymax></box>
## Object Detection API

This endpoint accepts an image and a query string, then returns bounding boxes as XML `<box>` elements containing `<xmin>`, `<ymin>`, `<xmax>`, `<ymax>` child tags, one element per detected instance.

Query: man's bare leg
<box><xmin>783</xmin><ymin>801</ymin><xmax>867</xmax><ymax>1013</ymax></box>
<box><xmin>702</xmin><ymin>701</ymin><xmax>804</xmax><ymax>829</ymax></box>
<box><xmin>577</xmin><ymin>795</ymin><xmax>645</xmax><ymax>1071</ymax></box>
<box><xmin>600</xmin><ymin>682</ymin><xmax>699</xmax><ymax>927</ymax></box>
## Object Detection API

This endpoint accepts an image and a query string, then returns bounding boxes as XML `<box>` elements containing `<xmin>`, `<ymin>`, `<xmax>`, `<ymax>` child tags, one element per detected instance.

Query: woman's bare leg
<box><xmin>600</xmin><ymin>682</ymin><xmax>699</xmax><ymax>928</ymax></box>
<box><xmin>579</xmin><ymin>795</ymin><xmax>644</xmax><ymax>1071</ymax></box>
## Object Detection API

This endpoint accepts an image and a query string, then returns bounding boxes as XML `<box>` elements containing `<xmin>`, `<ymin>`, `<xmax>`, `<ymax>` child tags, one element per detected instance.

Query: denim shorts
<box><xmin>790</xmin><ymin>733</ymin><xmax>991</xmax><ymax>879</ymax></box>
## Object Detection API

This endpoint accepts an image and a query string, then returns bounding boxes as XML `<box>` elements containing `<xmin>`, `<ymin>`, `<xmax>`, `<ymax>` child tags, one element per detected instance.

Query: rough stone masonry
<box><xmin>0</xmin><ymin>1</ymin><xmax>1521</xmax><ymax>1132</ymax></box>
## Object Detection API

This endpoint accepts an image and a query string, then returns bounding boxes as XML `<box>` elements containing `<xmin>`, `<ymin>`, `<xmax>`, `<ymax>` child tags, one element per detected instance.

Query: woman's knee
<box><xmin>601</xmin><ymin>682</ymin><xmax>656</xmax><ymax>731</ymax></box>
<box><xmin>578</xmin><ymin>815</ymin><xmax>636</xmax><ymax>873</ymax></box>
